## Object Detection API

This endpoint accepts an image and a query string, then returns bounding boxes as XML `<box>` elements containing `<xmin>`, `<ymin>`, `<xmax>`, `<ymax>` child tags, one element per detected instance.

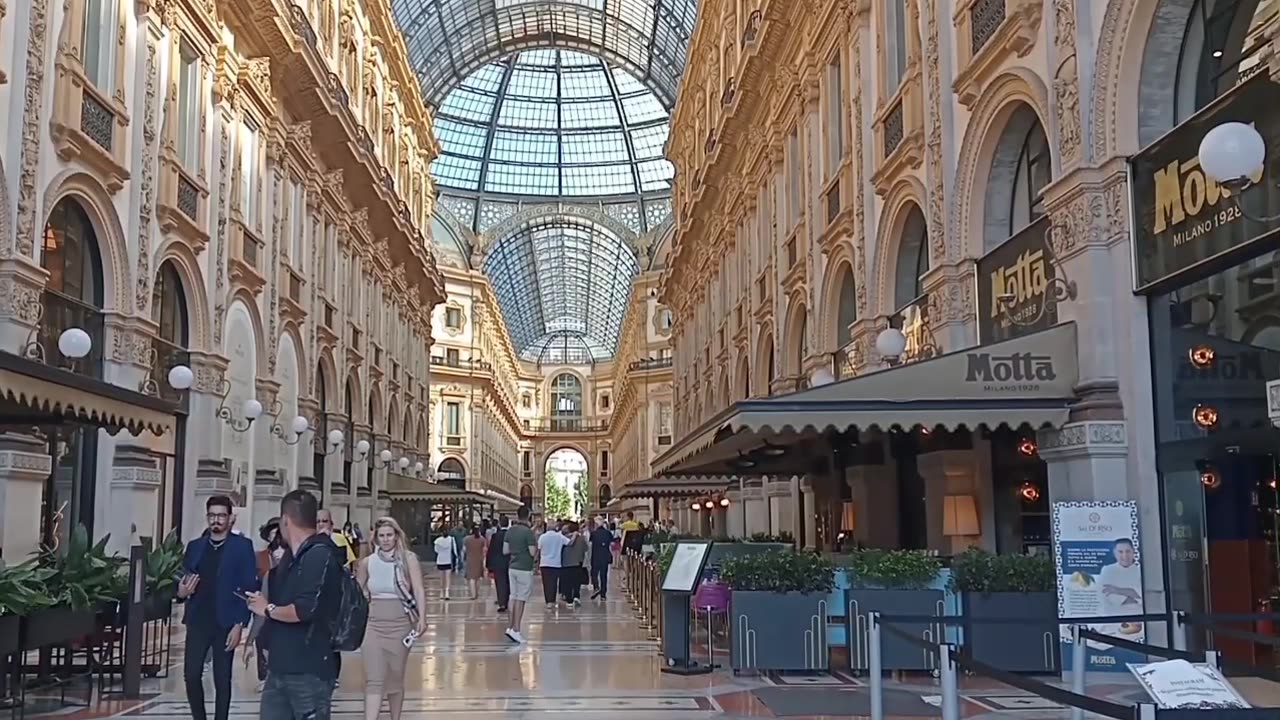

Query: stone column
<box><xmin>742</xmin><ymin>479</ymin><xmax>768</xmax><ymax>536</ymax></box>
<box><xmin>0</xmin><ymin>433</ymin><xmax>52</xmax><ymax>561</ymax></box>
<box><xmin>725</xmin><ymin>489</ymin><xmax>744</xmax><ymax>539</ymax></box>
<box><xmin>106</xmin><ymin>445</ymin><xmax>163</xmax><ymax>556</ymax></box>
<box><xmin>253</xmin><ymin>468</ymin><xmax>286</xmax><ymax>537</ymax></box>
<box><xmin>767</xmin><ymin>477</ymin><xmax>794</xmax><ymax>537</ymax></box>
<box><xmin>192</xmin><ymin>458</ymin><xmax>233</xmax><ymax>535</ymax></box>
<box><xmin>798</xmin><ymin>477</ymin><xmax>818</xmax><ymax>549</ymax></box>
<box><xmin>323</xmin><ymin>411</ymin><xmax>349</xmax><ymax>520</ymax></box>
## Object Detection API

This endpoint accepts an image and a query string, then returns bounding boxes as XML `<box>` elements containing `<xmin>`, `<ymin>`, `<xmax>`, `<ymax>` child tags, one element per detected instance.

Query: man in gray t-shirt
<box><xmin>503</xmin><ymin>506</ymin><xmax>538</xmax><ymax>644</ymax></box>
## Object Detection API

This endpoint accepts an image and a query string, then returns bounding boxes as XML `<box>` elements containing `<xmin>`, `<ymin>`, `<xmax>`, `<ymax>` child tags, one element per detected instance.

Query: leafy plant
<box><xmin>947</xmin><ymin>547</ymin><xmax>1055</xmax><ymax>593</ymax></box>
<box><xmin>657</xmin><ymin>543</ymin><xmax>676</xmax><ymax>576</ymax></box>
<box><xmin>747</xmin><ymin>532</ymin><xmax>795</xmax><ymax>544</ymax></box>
<box><xmin>0</xmin><ymin>561</ymin><xmax>57</xmax><ymax>615</ymax></box>
<box><xmin>39</xmin><ymin>524</ymin><xmax>127</xmax><ymax>610</ymax></box>
<box><xmin>144</xmin><ymin>529</ymin><xmax>185</xmax><ymax>596</ymax></box>
<box><xmin>844</xmin><ymin>549</ymin><xmax>942</xmax><ymax>590</ymax></box>
<box><xmin>718</xmin><ymin>549</ymin><xmax>835</xmax><ymax>594</ymax></box>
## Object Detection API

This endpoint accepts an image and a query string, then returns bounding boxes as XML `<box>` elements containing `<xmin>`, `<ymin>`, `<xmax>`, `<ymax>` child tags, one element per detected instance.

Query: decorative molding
<box><xmin>1052</xmin><ymin>0</ymin><xmax>1082</xmax><ymax>169</ymax></box>
<box><xmin>1036</xmin><ymin>421</ymin><xmax>1127</xmax><ymax>456</ymax></box>
<box><xmin>135</xmin><ymin>38</ymin><xmax>161</xmax><ymax>313</ymax></box>
<box><xmin>13</xmin><ymin>0</ymin><xmax>52</xmax><ymax>259</ymax></box>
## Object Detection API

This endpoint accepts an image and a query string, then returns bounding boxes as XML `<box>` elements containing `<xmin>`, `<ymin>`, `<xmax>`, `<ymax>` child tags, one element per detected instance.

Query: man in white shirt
<box><xmin>1099</xmin><ymin>538</ymin><xmax>1142</xmax><ymax>612</ymax></box>
<box><xmin>537</xmin><ymin>528</ymin><xmax>569</xmax><ymax>608</ymax></box>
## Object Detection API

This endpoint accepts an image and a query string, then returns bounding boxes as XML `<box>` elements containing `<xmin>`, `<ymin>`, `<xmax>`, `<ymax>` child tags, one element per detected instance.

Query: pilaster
<box><xmin>0</xmin><ymin>433</ymin><xmax>53</xmax><ymax>561</ymax></box>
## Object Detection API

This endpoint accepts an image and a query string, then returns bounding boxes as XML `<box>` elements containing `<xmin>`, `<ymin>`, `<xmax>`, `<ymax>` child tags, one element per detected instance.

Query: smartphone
<box><xmin>401</xmin><ymin>630</ymin><xmax>419</xmax><ymax>648</ymax></box>
<box><xmin>232</xmin><ymin>589</ymin><xmax>249</xmax><ymax>601</ymax></box>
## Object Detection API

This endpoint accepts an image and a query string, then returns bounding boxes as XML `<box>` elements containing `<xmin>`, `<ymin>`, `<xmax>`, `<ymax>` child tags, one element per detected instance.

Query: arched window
<box><xmin>519</xmin><ymin>482</ymin><xmax>534</xmax><ymax>509</ymax></box>
<box><xmin>836</xmin><ymin>265</ymin><xmax>857</xmax><ymax>347</ymax></box>
<box><xmin>42</xmin><ymin>198</ymin><xmax>106</xmax><ymax>375</ymax></box>
<box><xmin>1009</xmin><ymin>120</ymin><xmax>1050</xmax><ymax>234</ymax></box>
<box><xmin>314</xmin><ymin>364</ymin><xmax>328</xmax><ymax>495</ymax></box>
<box><xmin>438</xmin><ymin>457</ymin><xmax>466</xmax><ymax>481</ymax></box>
<box><xmin>1174</xmin><ymin>0</ymin><xmax>1267</xmax><ymax>123</ymax></box>
<box><xmin>342</xmin><ymin>378</ymin><xmax>355</xmax><ymax>490</ymax></box>
<box><xmin>893</xmin><ymin>205</ymin><xmax>928</xmax><ymax>310</ymax></box>
<box><xmin>152</xmin><ymin>262</ymin><xmax>188</xmax><ymax>347</ymax></box>
<box><xmin>598</xmin><ymin>483</ymin><xmax>612</xmax><ymax>508</ymax></box>
<box><xmin>550</xmin><ymin>373</ymin><xmax>582</xmax><ymax>431</ymax></box>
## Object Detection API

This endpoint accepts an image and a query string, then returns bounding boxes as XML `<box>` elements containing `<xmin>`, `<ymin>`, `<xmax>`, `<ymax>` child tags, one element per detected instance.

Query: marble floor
<box><xmin>20</xmin><ymin>571</ymin><xmax>1278</xmax><ymax>719</ymax></box>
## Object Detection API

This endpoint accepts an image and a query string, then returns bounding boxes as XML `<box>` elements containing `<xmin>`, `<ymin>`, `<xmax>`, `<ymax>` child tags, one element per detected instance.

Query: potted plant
<box><xmin>843</xmin><ymin>549</ymin><xmax>945</xmax><ymax>672</ymax></box>
<box><xmin>949</xmin><ymin>548</ymin><xmax>1057</xmax><ymax>672</ymax></box>
<box><xmin>719</xmin><ymin>549</ymin><xmax>835</xmax><ymax>671</ymax></box>
<box><xmin>140</xmin><ymin>530</ymin><xmax>184</xmax><ymax>622</ymax></box>
<box><xmin>0</xmin><ymin>562</ymin><xmax>56</xmax><ymax>658</ymax></box>
<box><xmin>23</xmin><ymin>524</ymin><xmax>126</xmax><ymax>650</ymax></box>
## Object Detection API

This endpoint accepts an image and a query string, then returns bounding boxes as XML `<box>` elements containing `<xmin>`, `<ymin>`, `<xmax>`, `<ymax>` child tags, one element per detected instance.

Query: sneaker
<box><xmin>572</xmin><ymin>598</ymin><xmax>581</xmax><ymax>607</ymax></box>
<box><xmin>546</xmin><ymin>602</ymin><xmax>555</xmax><ymax>609</ymax></box>
<box><xmin>504</xmin><ymin>628</ymin><xmax>523</xmax><ymax>643</ymax></box>
<box><xmin>497</xmin><ymin>606</ymin><xmax>508</xmax><ymax>613</ymax></box>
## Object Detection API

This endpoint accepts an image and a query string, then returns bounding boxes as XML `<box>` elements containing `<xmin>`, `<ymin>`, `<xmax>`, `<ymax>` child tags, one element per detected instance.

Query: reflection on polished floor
<box><xmin>38</xmin><ymin>573</ymin><xmax>1165</xmax><ymax>720</ymax></box>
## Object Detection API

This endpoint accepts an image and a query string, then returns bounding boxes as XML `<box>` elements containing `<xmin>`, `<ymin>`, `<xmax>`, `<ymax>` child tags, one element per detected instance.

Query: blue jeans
<box><xmin>260</xmin><ymin>673</ymin><xmax>333</xmax><ymax>720</ymax></box>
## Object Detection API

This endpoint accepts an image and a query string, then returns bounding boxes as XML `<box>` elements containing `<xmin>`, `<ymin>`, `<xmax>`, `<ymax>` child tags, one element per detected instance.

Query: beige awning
<box><xmin>617</xmin><ymin>475</ymin><xmax>736</xmax><ymax>499</ymax></box>
<box><xmin>0</xmin><ymin>352</ymin><xmax>178</xmax><ymax>435</ymax></box>
<box><xmin>654</xmin><ymin>323</ymin><xmax>1079</xmax><ymax>475</ymax></box>
<box><xmin>386</xmin><ymin>475</ymin><xmax>491</xmax><ymax>503</ymax></box>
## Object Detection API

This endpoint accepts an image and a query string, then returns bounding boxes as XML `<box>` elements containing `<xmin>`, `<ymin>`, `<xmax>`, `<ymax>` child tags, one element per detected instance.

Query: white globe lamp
<box><xmin>875</xmin><ymin>327</ymin><xmax>908</xmax><ymax>360</ymax></box>
<box><xmin>1199</xmin><ymin>121</ymin><xmax>1266</xmax><ymax>185</ymax></box>
<box><xmin>327</xmin><ymin>429</ymin><xmax>343</xmax><ymax>447</ymax></box>
<box><xmin>809</xmin><ymin>367</ymin><xmax>835</xmax><ymax>387</ymax></box>
<box><xmin>290</xmin><ymin>415</ymin><xmax>310</xmax><ymax>435</ymax></box>
<box><xmin>356</xmin><ymin>439</ymin><xmax>370</xmax><ymax>455</ymax></box>
<box><xmin>167</xmin><ymin>364</ymin><xmax>194</xmax><ymax>390</ymax></box>
<box><xmin>398</xmin><ymin>456</ymin><xmax>410</xmax><ymax>470</ymax></box>
<box><xmin>58</xmin><ymin>328</ymin><xmax>92</xmax><ymax>359</ymax></box>
<box><xmin>379</xmin><ymin>449</ymin><xmax>393</xmax><ymax>463</ymax></box>
<box><xmin>414</xmin><ymin>461</ymin><xmax>424</xmax><ymax>475</ymax></box>
<box><xmin>242</xmin><ymin>398</ymin><xmax>263</xmax><ymax>420</ymax></box>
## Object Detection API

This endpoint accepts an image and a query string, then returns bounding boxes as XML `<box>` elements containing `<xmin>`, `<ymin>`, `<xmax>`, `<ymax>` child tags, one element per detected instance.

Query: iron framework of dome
<box><xmin>483</xmin><ymin>218</ymin><xmax>639</xmax><ymax>364</ymax></box>
<box><xmin>429</xmin><ymin>49</ymin><xmax>675</xmax><ymax>203</ymax></box>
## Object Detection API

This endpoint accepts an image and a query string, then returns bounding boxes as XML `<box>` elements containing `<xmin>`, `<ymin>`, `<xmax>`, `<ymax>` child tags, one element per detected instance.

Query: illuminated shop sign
<box><xmin>977</xmin><ymin>216</ymin><xmax>1055</xmax><ymax>343</ymax></box>
<box><xmin>1130</xmin><ymin>74</ymin><xmax>1280</xmax><ymax>292</ymax></box>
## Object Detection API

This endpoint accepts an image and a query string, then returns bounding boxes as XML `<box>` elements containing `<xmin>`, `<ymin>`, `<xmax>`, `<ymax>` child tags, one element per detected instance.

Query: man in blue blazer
<box><xmin>178</xmin><ymin>495</ymin><xmax>258</xmax><ymax>720</ymax></box>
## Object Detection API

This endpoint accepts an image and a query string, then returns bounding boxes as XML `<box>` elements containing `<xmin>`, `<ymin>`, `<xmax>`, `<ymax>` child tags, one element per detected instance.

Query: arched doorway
<box><xmin>597</xmin><ymin>482</ymin><xmax>612</xmax><ymax>509</ymax></box>
<box><xmin>152</xmin><ymin>261</ymin><xmax>190</xmax><ymax>402</ymax></box>
<box><xmin>893</xmin><ymin>204</ymin><xmax>928</xmax><ymax>311</ymax></box>
<box><xmin>39</xmin><ymin>197</ymin><xmax>108</xmax><ymax>548</ymax></box>
<box><xmin>834</xmin><ymin>262</ymin><xmax>857</xmax><ymax>348</ymax></box>
<box><xmin>437</xmin><ymin>457</ymin><xmax>466</xmax><ymax>489</ymax></box>
<box><xmin>544</xmin><ymin>447</ymin><xmax>588</xmax><ymax>520</ymax></box>
<box><xmin>550</xmin><ymin>373</ymin><xmax>583</xmax><ymax>431</ymax></box>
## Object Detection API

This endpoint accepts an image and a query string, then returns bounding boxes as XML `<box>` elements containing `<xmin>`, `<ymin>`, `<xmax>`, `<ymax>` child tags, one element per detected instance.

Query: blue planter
<box><xmin>963</xmin><ymin>591</ymin><xmax>1057</xmax><ymax>673</ymax></box>
<box><xmin>729</xmin><ymin>590</ymin><xmax>829</xmax><ymax>671</ymax></box>
<box><xmin>846</xmin><ymin>588</ymin><xmax>945</xmax><ymax>672</ymax></box>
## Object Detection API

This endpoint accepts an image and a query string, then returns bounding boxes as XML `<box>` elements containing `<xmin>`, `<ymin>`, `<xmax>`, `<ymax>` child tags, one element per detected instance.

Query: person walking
<box><xmin>244</xmin><ymin>517</ymin><xmax>286</xmax><ymax>690</ymax></box>
<box><xmin>503</xmin><ymin>506</ymin><xmax>537</xmax><ymax>643</ymax></box>
<box><xmin>433</xmin><ymin>532</ymin><xmax>456</xmax><ymax>599</ymax></box>
<box><xmin>589</xmin><ymin>519</ymin><xmax>613</xmax><ymax>600</ymax></box>
<box><xmin>463</xmin><ymin>525</ymin><xmax>485</xmax><ymax>600</ymax></box>
<box><xmin>178</xmin><ymin>495</ymin><xmax>257</xmax><ymax>720</ymax></box>
<box><xmin>356</xmin><ymin>517</ymin><xmax>426</xmax><ymax>720</ymax></box>
<box><xmin>537</xmin><ymin>522</ymin><xmax>568</xmax><ymax>608</ymax></box>
<box><xmin>560</xmin><ymin>522</ymin><xmax>587</xmax><ymax>607</ymax></box>
<box><xmin>486</xmin><ymin>516</ymin><xmax>510</xmax><ymax>612</ymax></box>
<box><xmin>248</xmin><ymin>490</ymin><xmax>343</xmax><ymax>720</ymax></box>
<box><xmin>450</xmin><ymin>523</ymin><xmax>468</xmax><ymax>573</ymax></box>
<box><xmin>317</xmin><ymin>509</ymin><xmax>354</xmax><ymax>685</ymax></box>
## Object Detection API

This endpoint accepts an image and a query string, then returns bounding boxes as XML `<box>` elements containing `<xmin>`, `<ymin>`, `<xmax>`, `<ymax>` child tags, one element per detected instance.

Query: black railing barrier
<box><xmin>866</xmin><ymin>612</ymin><xmax>1277</xmax><ymax>720</ymax></box>
<box><xmin>1176</xmin><ymin>611</ymin><xmax>1280</xmax><ymax>684</ymax></box>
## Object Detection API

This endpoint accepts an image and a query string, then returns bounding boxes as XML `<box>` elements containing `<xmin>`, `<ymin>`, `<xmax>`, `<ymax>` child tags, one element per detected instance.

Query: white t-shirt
<box><xmin>537</xmin><ymin>531</ymin><xmax>569</xmax><ymax>568</ymax></box>
<box><xmin>434</xmin><ymin>536</ymin><xmax>455</xmax><ymax>565</ymax></box>
<box><xmin>1098</xmin><ymin>561</ymin><xmax>1141</xmax><ymax>611</ymax></box>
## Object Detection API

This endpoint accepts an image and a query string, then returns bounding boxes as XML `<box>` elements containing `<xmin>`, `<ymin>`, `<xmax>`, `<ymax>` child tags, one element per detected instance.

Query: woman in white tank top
<box><xmin>356</xmin><ymin>518</ymin><xmax>425</xmax><ymax>720</ymax></box>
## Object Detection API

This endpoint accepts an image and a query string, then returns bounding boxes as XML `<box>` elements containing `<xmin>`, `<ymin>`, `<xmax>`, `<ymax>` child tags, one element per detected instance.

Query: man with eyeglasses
<box><xmin>177</xmin><ymin>495</ymin><xmax>257</xmax><ymax>720</ymax></box>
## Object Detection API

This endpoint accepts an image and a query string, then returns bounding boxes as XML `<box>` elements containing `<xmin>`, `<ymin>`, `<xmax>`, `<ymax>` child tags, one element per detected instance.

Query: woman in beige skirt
<box><xmin>357</xmin><ymin>517</ymin><xmax>426</xmax><ymax>720</ymax></box>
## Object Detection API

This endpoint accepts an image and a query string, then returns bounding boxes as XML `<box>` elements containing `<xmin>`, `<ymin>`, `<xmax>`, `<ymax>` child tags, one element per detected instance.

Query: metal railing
<box><xmin>527</xmin><ymin>417</ymin><xmax>610</xmax><ymax>433</ymax></box>
<box><xmin>622</xmin><ymin>552</ymin><xmax>661</xmax><ymax>643</ymax></box>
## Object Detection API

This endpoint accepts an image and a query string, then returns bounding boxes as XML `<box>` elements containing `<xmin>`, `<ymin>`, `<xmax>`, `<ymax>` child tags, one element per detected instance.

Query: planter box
<box><xmin>846</xmin><ymin>588</ymin><xmax>945</xmax><ymax>672</ymax></box>
<box><xmin>143</xmin><ymin>592</ymin><xmax>175</xmax><ymax>622</ymax></box>
<box><xmin>0</xmin><ymin>615</ymin><xmax>18</xmax><ymax>658</ymax></box>
<box><xmin>729</xmin><ymin>590</ymin><xmax>829</xmax><ymax>671</ymax></box>
<box><xmin>964</xmin><ymin>591</ymin><xmax>1057</xmax><ymax>673</ymax></box>
<box><xmin>20</xmin><ymin>607</ymin><xmax>97</xmax><ymax>651</ymax></box>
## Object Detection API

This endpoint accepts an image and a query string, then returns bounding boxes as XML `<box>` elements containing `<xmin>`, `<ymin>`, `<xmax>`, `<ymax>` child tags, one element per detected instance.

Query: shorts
<box><xmin>508</xmin><ymin>568</ymin><xmax>534</xmax><ymax>602</ymax></box>
<box><xmin>436</xmin><ymin>563</ymin><xmax>451</xmax><ymax>571</ymax></box>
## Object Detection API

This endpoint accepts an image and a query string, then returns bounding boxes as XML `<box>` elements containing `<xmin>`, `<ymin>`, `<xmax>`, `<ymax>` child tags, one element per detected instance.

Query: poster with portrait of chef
<box><xmin>1052</xmin><ymin>501</ymin><xmax>1146</xmax><ymax>671</ymax></box>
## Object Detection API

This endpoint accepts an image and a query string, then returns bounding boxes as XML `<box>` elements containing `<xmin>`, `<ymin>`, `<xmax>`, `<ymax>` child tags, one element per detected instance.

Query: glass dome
<box><xmin>431</xmin><ymin>49</ymin><xmax>674</xmax><ymax>198</ymax></box>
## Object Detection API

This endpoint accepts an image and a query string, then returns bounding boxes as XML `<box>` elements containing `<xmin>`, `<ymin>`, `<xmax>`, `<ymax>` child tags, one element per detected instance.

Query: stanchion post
<box><xmin>1205</xmin><ymin>650</ymin><xmax>1220</xmax><ymax>670</ymax></box>
<box><xmin>869</xmin><ymin>612</ymin><xmax>884</xmax><ymax>720</ymax></box>
<box><xmin>1172</xmin><ymin>611</ymin><xmax>1188</xmax><ymax>652</ymax></box>
<box><xmin>1136</xmin><ymin>702</ymin><xmax>1157</xmax><ymax>720</ymax></box>
<box><xmin>940</xmin><ymin>643</ymin><xmax>959</xmax><ymax>720</ymax></box>
<box><xmin>1070</xmin><ymin>624</ymin><xmax>1085</xmax><ymax>720</ymax></box>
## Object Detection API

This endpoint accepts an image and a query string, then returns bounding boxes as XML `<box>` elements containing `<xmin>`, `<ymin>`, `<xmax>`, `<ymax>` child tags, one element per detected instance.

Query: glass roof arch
<box><xmin>431</xmin><ymin>49</ymin><xmax>674</xmax><ymax>200</ymax></box>
<box><xmin>482</xmin><ymin>217</ymin><xmax>640</xmax><ymax>363</ymax></box>
<box><xmin>391</xmin><ymin>0</ymin><xmax>699</xmax><ymax>109</ymax></box>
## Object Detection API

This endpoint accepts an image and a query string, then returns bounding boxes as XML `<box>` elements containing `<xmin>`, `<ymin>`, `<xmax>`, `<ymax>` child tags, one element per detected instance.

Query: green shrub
<box><xmin>144</xmin><ymin>529</ymin><xmax>185</xmax><ymax>596</ymax></box>
<box><xmin>39</xmin><ymin>524</ymin><xmax>127</xmax><ymax>610</ymax></box>
<box><xmin>844</xmin><ymin>549</ymin><xmax>942</xmax><ymax>590</ymax></box>
<box><xmin>718</xmin><ymin>549</ymin><xmax>834</xmax><ymax>594</ymax></box>
<box><xmin>947</xmin><ymin>547</ymin><xmax>1055</xmax><ymax>593</ymax></box>
<box><xmin>0</xmin><ymin>561</ymin><xmax>57</xmax><ymax>615</ymax></box>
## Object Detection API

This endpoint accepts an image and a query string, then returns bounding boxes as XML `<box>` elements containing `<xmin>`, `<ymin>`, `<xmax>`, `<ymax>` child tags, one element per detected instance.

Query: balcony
<box><xmin>952</xmin><ymin>0</ymin><xmax>1041</xmax><ymax>107</ymax></box>
<box><xmin>430</xmin><ymin>355</ymin><xmax>493</xmax><ymax>373</ymax></box>
<box><xmin>279</xmin><ymin>263</ymin><xmax>306</xmax><ymax>321</ymax></box>
<box><xmin>871</xmin><ymin>73</ymin><xmax>925</xmax><ymax>196</ymax></box>
<box><xmin>528</xmin><ymin>417</ymin><xmax>610</xmax><ymax>434</ymax></box>
<box><xmin>627</xmin><ymin>357</ymin><xmax>673</xmax><ymax>372</ymax></box>
<box><xmin>50</xmin><ymin>64</ymin><xmax>130</xmax><ymax>194</ymax></box>
<box><xmin>157</xmin><ymin>160</ymin><xmax>209</xmax><ymax>251</ymax></box>
<box><xmin>36</xmin><ymin>291</ymin><xmax>105</xmax><ymax>379</ymax></box>
<box><xmin>229</xmin><ymin>222</ymin><xmax>266</xmax><ymax>295</ymax></box>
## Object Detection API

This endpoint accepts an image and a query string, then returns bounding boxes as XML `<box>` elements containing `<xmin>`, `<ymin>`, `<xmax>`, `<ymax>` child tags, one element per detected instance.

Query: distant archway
<box><xmin>544</xmin><ymin>447</ymin><xmax>588</xmax><ymax>520</ymax></box>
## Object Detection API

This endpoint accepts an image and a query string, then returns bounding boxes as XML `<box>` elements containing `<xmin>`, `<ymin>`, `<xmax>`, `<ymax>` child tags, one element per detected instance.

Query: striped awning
<box><xmin>617</xmin><ymin>475</ymin><xmax>735</xmax><ymax>499</ymax></box>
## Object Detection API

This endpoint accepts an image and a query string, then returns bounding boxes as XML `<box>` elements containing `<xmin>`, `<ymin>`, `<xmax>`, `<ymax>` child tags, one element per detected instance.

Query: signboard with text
<box><xmin>1052</xmin><ymin>501</ymin><xmax>1145</xmax><ymax>672</ymax></box>
<box><xmin>978</xmin><ymin>216</ymin><xmax>1056</xmax><ymax>343</ymax></box>
<box><xmin>1128</xmin><ymin>660</ymin><xmax>1250</xmax><ymax>709</ymax></box>
<box><xmin>1129</xmin><ymin>74</ymin><xmax>1280</xmax><ymax>292</ymax></box>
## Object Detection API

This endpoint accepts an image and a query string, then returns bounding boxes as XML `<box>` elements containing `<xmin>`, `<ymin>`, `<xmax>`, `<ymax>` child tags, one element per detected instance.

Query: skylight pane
<box><xmin>438</xmin><ymin>88</ymin><xmax>495</xmax><ymax>123</ymax></box>
<box><xmin>562</xmin><ymin>164</ymin><xmax>634</xmax><ymax>195</ymax></box>
<box><xmin>436</xmin><ymin>118</ymin><xmax>489</xmax><ymax>157</ymax></box>
<box><xmin>561</xmin><ymin>100</ymin><xmax>620</xmax><ymax>129</ymax></box>
<box><xmin>485</xmin><ymin>161</ymin><xmax>559</xmax><ymax>195</ymax></box>
<box><xmin>629</xmin><ymin>124</ymin><xmax>668</xmax><ymax>158</ymax></box>
<box><xmin>431</xmin><ymin>155</ymin><xmax>482</xmax><ymax>190</ymax></box>
<box><xmin>497</xmin><ymin>98</ymin><xmax>558</xmax><ymax>128</ymax></box>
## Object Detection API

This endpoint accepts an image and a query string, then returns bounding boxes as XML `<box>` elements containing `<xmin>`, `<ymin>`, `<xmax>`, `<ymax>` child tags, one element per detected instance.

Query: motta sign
<box><xmin>978</xmin><ymin>216</ymin><xmax>1056</xmax><ymax>343</ymax></box>
<box><xmin>1130</xmin><ymin>74</ymin><xmax>1280</xmax><ymax>292</ymax></box>
<box><xmin>964</xmin><ymin>351</ymin><xmax>1057</xmax><ymax>391</ymax></box>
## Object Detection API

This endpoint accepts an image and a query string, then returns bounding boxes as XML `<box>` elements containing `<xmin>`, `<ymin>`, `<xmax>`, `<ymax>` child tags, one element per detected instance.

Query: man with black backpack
<box><xmin>248</xmin><ymin>490</ymin><xmax>367</xmax><ymax>720</ymax></box>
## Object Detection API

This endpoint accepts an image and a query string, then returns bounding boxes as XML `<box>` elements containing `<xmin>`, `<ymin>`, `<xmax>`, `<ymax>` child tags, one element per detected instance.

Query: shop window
<box><xmin>82</xmin><ymin>0</ymin><xmax>118</xmax><ymax>90</ymax></box>
<box><xmin>1009</xmin><ymin>118</ymin><xmax>1050</xmax><ymax>235</ymax></box>
<box><xmin>151</xmin><ymin>261</ymin><xmax>190</xmax><ymax>402</ymax></box>
<box><xmin>41</xmin><ymin>198</ymin><xmax>105</xmax><ymax>377</ymax></box>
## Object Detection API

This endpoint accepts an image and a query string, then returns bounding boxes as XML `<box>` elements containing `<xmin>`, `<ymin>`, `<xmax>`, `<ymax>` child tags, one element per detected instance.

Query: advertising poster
<box><xmin>1052</xmin><ymin>501</ymin><xmax>1146</xmax><ymax>671</ymax></box>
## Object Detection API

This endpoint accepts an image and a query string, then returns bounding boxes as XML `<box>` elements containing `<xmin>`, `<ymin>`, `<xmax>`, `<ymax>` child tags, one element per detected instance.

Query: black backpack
<box><xmin>299</xmin><ymin>538</ymin><xmax>368</xmax><ymax>652</ymax></box>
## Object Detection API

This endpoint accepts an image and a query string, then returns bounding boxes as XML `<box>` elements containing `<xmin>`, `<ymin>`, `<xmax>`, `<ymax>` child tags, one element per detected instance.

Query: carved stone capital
<box><xmin>1036</xmin><ymin>421</ymin><xmax>1128</xmax><ymax>460</ymax></box>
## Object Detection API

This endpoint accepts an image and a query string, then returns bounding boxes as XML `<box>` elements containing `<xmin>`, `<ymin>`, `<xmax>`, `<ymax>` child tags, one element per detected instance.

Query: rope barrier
<box><xmin>950</xmin><ymin>648</ymin><xmax>1133</xmax><ymax>720</ymax></box>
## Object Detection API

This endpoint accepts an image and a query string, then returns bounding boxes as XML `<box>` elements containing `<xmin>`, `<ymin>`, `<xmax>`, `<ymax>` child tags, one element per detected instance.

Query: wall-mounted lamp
<box><xmin>414</xmin><ymin>461</ymin><xmax>425</xmax><ymax>477</ymax></box>
<box><xmin>1198</xmin><ymin>122</ymin><xmax>1277</xmax><ymax>223</ymax></box>
<box><xmin>271</xmin><ymin>414</ymin><xmax>310</xmax><ymax>445</ymax></box>
<box><xmin>1017</xmin><ymin>438</ymin><xmax>1038</xmax><ymax>457</ymax></box>
<box><xmin>398</xmin><ymin>456</ymin><xmax>410</xmax><ymax>473</ymax></box>
<box><xmin>215</xmin><ymin>380</ymin><xmax>263</xmax><ymax>432</ymax></box>
<box><xmin>690</xmin><ymin>501</ymin><xmax>702</xmax><ymax>511</ymax></box>
<box><xmin>1192</xmin><ymin>403</ymin><xmax>1220</xmax><ymax>430</ymax></box>
<box><xmin>22</xmin><ymin>307</ymin><xmax>95</xmax><ymax>368</ymax></box>
<box><xmin>719</xmin><ymin>496</ymin><xmax>730</xmax><ymax>507</ymax></box>
<box><xmin>373</xmin><ymin>449</ymin><xmax>394</xmax><ymax>469</ymax></box>
<box><xmin>1018</xmin><ymin>481</ymin><xmax>1042</xmax><ymax>503</ymax></box>
<box><xmin>354</xmin><ymin>439</ymin><xmax>370</xmax><ymax>462</ymax></box>
<box><xmin>318</xmin><ymin>429</ymin><xmax>344</xmax><ymax>455</ymax></box>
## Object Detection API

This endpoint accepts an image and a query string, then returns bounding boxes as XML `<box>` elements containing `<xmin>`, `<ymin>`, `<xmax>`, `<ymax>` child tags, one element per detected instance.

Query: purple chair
<box><xmin>692</xmin><ymin>580</ymin><xmax>731</xmax><ymax>665</ymax></box>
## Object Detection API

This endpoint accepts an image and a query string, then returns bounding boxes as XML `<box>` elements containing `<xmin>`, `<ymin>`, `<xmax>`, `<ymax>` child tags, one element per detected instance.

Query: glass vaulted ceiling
<box><xmin>483</xmin><ymin>218</ymin><xmax>639</xmax><ymax>364</ymax></box>
<box><xmin>431</xmin><ymin>49</ymin><xmax>674</xmax><ymax>198</ymax></box>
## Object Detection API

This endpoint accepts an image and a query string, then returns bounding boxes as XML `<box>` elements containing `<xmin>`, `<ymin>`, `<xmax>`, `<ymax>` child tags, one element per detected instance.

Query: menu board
<box><xmin>662</xmin><ymin>542</ymin><xmax>713</xmax><ymax>593</ymax></box>
<box><xmin>1052</xmin><ymin>501</ymin><xmax>1145</xmax><ymax>671</ymax></box>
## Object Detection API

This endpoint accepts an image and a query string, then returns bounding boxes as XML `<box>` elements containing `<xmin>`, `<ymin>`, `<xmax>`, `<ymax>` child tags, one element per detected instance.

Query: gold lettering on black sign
<box><xmin>989</xmin><ymin>249</ymin><xmax>1048</xmax><ymax>320</ymax></box>
<box><xmin>1151</xmin><ymin>145</ymin><xmax>1259</xmax><ymax>239</ymax></box>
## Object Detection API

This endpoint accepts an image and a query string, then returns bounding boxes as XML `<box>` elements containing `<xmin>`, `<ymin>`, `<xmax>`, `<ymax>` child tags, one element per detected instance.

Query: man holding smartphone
<box><xmin>178</xmin><ymin>495</ymin><xmax>258</xmax><ymax>720</ymax></box>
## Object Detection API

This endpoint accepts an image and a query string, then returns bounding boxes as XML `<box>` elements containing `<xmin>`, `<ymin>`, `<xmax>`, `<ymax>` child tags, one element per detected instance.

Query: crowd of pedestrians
<box><xmin>177</xmin><ymin>495</ymin><xmax>639</xmax><ymax>717</ymax></box>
